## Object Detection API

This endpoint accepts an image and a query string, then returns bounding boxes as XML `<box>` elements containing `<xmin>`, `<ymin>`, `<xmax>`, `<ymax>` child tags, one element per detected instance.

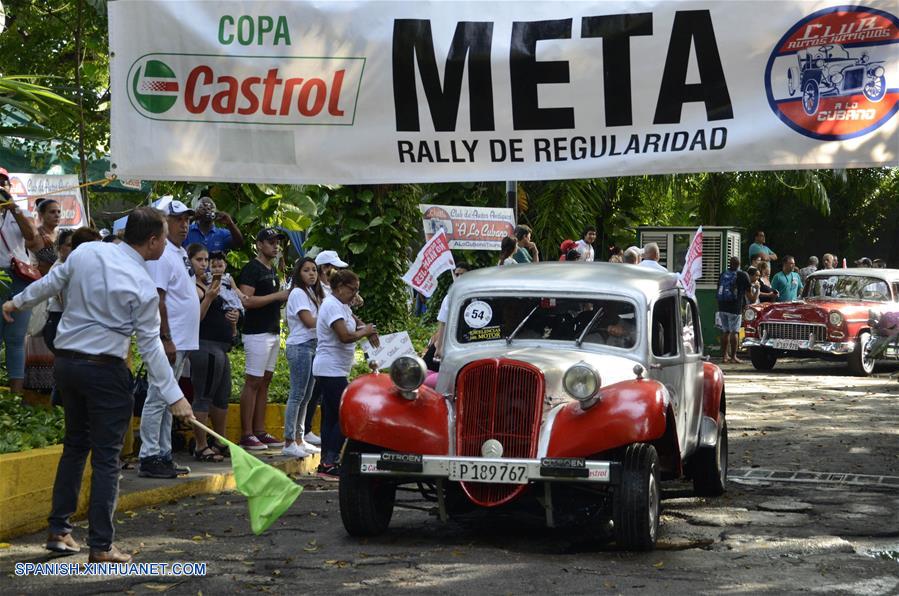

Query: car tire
<box><xmin>692</xmin><ymin>415</ymin><xmax>728</xmax><ymax>497</ymax></box>
<box><xmin>613</xmin><ymin>443</ymin><xmax>660</xmax><ymax>551</ymax></box>
<box><xmin>847</xmin><ymin>331</ymin><xmax>875</xmax><ymax>377</ymax></box>
<box><xmin>802</xmin><ymin>80</ymin><xmax>820</xmax><ymax>115</ymax></box>
<box><xmin>749</xmin><ymin>347</ymin><xmax>777</xmax><ymax>371</ymax></box>
<box><xmin>339</xmin><ymin>441</ymin><xmax>397</xmax><ymax>537</ymax></box>
<box><xmin>863</xmin><ymin>75</ymin><xmax>886</xmax><ymax>102</ymax></box>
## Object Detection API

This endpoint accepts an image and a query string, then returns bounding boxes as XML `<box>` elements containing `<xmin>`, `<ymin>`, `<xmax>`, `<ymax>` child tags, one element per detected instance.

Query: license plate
<box><xmin>448</xmin><ymin>460</ymin><xmax>528</xmax><ymax>484</ymax></box>
<box><xmin>772</xmin><ymin>338</ymin><xmax>803</xmax><ymax>350</ymax></box>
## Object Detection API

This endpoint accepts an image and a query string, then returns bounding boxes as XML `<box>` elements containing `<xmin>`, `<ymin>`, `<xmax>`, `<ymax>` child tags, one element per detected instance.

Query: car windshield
<box><xmin>454</xmin><ymin>296</ymin><xmax>637</xmax><ymax>349</ymax></box>
<box><xmin>806</xmin><ymin>275</ymin><xmax>891</xmax><ymax>302</ymax></box>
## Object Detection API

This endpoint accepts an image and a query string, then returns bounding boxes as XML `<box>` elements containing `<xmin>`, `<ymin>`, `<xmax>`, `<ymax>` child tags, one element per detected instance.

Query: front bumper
<box><xmin>742</xmin><ymin>336</ymin><xmax>856</xmax><ymax>355</ymax></box>
<box><xmin>349</xmin><ymin>452</ymin><xmax>618</xmax><ymax>485</ymax></box>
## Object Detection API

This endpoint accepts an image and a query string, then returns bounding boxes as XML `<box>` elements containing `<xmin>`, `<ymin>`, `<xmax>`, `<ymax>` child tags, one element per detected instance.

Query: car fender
<box><xmin>702</xmin><ymin>362</ymin><xmax>725</xmax><ymax>421</ymax></box>
<box><xmin>340</xmin><ymin>373</ymin><xmax>449</xmax><ymax>454</ymax></box>
<box><xmin>546</xmin><ymin>379</ymin><xmax>669</xmax><ymax>458</ymax></box>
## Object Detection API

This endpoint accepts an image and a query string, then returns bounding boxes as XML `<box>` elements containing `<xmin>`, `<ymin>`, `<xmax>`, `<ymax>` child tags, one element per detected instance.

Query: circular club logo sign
<box><xmin>463</xmin><ymin>300</ymin><xmax>493</xmax><ymax>329</ymax></box>
<box><xmin>131</xmin><ymin>58</ymin><xmax>179</xmax><ymax>114</ymax></box>
<box><xmin>765</xmin><ymin>6</ymin><xmax>899</xmax><ymax>140</ymax></box>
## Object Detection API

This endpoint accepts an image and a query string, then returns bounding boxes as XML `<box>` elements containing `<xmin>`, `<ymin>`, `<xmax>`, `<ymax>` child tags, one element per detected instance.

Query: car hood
<box><xmin>436</xmin><ymin>344</ymin><xmax>642</xmax><ymax>411</ymax></box>
<box><xmin>757</xmin><ymin>299</ymin><xmax>886</xmax><ymax>323</ymax></box>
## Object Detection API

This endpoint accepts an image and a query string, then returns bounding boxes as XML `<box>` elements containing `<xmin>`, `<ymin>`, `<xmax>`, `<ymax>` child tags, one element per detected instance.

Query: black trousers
<box><xmin>48</xmin><ymin>356</ymin><xmax>132</xmax><ymax>551</ymax></box>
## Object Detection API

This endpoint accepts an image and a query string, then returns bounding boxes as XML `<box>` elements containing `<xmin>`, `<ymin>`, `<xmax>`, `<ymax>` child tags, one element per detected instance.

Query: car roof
<box><xmin>451</xmin><ymin>262</ymin><xmax>680</xmax><ymax>302</ymax></box>
<box><xmin>808</xmin><ymin>268</ymin><xmax>899</xmax><ymax>282</ymax></box>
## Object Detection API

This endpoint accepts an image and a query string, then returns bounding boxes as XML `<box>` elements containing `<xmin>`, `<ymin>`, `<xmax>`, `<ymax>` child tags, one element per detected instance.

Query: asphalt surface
<box><xmin>2</xmin><ymin>359</ymin><xmax>898</xmax><ymax>595</ymax></box>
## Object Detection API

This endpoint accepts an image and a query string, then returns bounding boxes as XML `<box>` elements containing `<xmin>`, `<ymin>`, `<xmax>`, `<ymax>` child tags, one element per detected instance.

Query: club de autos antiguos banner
<box><xmin>7</xmin><ymin>174</ymin><xmax>87</xmax><ymax>228</ymax></box>
<box><xmin>109</xmin><ymin>1</ymin><xmax>899</xmax><ymax>185</ymax></box>
<box><xmin>420</xmin><ymin>204</ymin><xmax>515</xmax><ymax>250</ymax></box>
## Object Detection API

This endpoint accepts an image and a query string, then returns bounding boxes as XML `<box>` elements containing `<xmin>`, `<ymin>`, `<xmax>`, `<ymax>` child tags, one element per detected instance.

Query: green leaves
<box><xmin>0</xmin><ymin>394</ymin><xmax>66</xmax><ymax>454</ymax></box>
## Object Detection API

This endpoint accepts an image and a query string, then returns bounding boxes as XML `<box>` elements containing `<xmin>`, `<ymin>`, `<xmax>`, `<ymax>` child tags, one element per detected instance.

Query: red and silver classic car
<box><xmin>742</xmin><ymin>268</ymin><xmax>899</xmax><ymax>375</ymax></box>
<box><xmin>338</xmin><ymin>263</ymin><xmax>727</xmax><ymax>550</ymax></box>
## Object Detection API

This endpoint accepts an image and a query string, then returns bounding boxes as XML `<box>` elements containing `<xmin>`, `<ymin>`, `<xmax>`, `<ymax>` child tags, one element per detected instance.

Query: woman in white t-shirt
<box><xmin>282</xmin><ymin>258</ymin><xmax>325</xmax><ymax>458</ymax></box>
<box><xmin>312</xmin><ymin>269</ymin><xmax>379</xmax><ymax>479</ymax></box>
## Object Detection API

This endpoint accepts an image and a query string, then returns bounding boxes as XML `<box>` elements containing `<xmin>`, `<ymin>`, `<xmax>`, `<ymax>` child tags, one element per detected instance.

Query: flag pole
<box><xmin>188</xmin><ymin>418</ymin><xmax>229</xmax><ymax>445</ymax></box>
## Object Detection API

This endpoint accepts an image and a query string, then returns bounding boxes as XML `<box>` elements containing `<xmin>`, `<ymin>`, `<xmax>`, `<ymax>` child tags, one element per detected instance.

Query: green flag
<box><xmin>224</xmin><ymin>438</ymin><xmax>303</xmax><ymax>534</ymax></box>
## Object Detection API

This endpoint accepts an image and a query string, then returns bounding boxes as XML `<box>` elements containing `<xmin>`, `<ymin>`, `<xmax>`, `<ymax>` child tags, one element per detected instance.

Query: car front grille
<box><xmin>760</xmin><ymin>322</ymin><xmax>827</xmax><ymax>342</ymax></box>
<box><xmin>455</xmin><ymin>358</ymin><xmax>544</xmax><ymax>507</ymax></box>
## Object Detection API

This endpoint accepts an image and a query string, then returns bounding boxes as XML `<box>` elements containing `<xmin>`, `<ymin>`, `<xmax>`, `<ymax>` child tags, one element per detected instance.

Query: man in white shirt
<box><xmin>139</xmin><ymin>200</ymin><xmax>201</xmax><ymax>479</ymax></box>
<box><xmin>3</xmin><ymin>207</ymin><xmax>193</xmax><ymax>563</ymax></box>
<box><xmin>432</xmin><ymin>262</ymin><xmax>471</xmax><ymax>361</ymax></box>
<box><xmin>575</xmin><ymin>226</ymin><xmax>597</xmax><ymax>262</ymax></box>
<box><xmin>639</xmin><ymin>243</ymin><xmax>668</xmax><ymax>272</ymax></box>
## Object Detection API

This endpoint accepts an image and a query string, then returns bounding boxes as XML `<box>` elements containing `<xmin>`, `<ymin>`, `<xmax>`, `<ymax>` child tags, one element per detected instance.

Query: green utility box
<box><xmin>637</xmin><ymin>226</ymin><xmax>742</xmax><ymax>355</ymax></box>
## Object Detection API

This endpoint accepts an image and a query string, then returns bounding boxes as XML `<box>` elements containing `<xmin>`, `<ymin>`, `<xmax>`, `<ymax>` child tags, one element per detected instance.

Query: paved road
<box><xmin>3</xmin><ymin>360</ymin><xmax>898</xmax><ymax>594</ymax></box>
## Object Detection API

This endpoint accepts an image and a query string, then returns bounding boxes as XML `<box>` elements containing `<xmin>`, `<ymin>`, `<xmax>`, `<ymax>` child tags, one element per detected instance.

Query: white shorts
<box><xmin>243</xmin><ymin>333</ymin><xmax>280</xmax><ymax>377</ymax></box>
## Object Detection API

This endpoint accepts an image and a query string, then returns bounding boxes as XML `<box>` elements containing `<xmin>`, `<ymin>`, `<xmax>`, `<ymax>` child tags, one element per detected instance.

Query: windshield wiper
<box><xmin>506</xmin><ymin>305</ymin><xmax>540</xmax><ymax>344</ymax></box>
<box><xmin>576</xmin><ymin>307</ymin><xmax>605</xmax><ymax>347</ymax></box>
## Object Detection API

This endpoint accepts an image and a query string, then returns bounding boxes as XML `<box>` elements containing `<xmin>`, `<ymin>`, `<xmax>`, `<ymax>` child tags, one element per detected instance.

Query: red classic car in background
<box><xmin>742</xmin><ymin>268</ymin><xmax>899</xmax><ymax>375</ymax></box>
<box><xmin>337</xmin><ymin>264</ymin><xmax>727</xmax><ymax>551</ymax></box>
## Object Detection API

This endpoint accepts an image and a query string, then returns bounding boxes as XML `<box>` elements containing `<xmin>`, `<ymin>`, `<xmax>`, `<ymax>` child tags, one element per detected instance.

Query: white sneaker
<box><xmin>301</xmin><ymin>441</ymin><xmax>321</xmax><ymax>454</ymax></box>
<box><xmin>282</xmin><ymin>443</ymin><xmax>309</xmax><ymax>458</ymax></box>
<box><xmin>303</xmin><ymin>432</ymin><xmax>322</xmax><ymax>446</ymax></box>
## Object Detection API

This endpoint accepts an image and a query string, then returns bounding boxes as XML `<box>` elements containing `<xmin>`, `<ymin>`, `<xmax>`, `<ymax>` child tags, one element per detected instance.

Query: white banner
<box><xmin>420</xmin><ymin>204</ymin><xmax>514</xmax><ymax>250</ymax></box>
<box><xmin>7</xmin><ymin>174</ymin><xmax>87</xmax><ymax>228</ymax></box>
<box><xmin>678</xmin><ymin>226</ymin><xmax>703</xmax><ymax>298</ymax></box>
<box><xmin>109</xmin><ymin>1</ymin><xmax>899</xmax><ymax>184</ymax></box>
<box><xmin>402</xmin><ymin>229</ymin><xmax>455</xmax><ymax>297</ymax></box>
<box><xmin>360</xmin><ymin>331</ymin><xmax>417</xmax><ymax>369</ymax></box>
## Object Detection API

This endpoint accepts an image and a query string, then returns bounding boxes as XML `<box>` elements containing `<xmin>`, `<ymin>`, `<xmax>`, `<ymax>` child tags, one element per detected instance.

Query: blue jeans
<box><xmin>138</xmin><ymin>351</ymin><xmax>187</xmax><ymax>461</ymax></box>
<box><xmin>284</xmin><ymin>340</ymin><xmax>316</xmax><ymax>441</ymax></box>
<box><xmin>0</xmin><ymin>270</ymin><xmax>32</xmax><ymax>381</ymax></box>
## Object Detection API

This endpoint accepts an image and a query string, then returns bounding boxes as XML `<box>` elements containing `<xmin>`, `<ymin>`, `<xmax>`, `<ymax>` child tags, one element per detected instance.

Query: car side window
<box><xmin>652</xmin><ymin>296</ymin><xmax>680</xmax><ymax>358</ymax></box>
<box><xmin>892</xmin><ymin>283</ymin><xmax>899</xmax><ymax>302</ymax></box>
<box><xmin>679</xmin><ymin>296</ymin><xmax>700</xmax><ymax>355</ymax></box>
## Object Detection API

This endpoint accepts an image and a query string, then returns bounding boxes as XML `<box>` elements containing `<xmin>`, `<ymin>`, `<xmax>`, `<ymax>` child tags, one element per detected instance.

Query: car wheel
<box><xmin>613</xmin><ymin>443</ymin><xmax>660</xmax><ymax>551</ymax></box>
<box><xmin>863</xmin><ymin>75</ymin><xmax>886</xmax><ymax>102</ymax></box>
<box><xmin>749</xmin><ymin>347</ymin><xmax>777</xmax><ymax>370</ymax></box>
<box><xmin>802</xmin><ymin>80</ymin><xmax>820</xmax><ymax>115</ymax></box>
<box><xmin>692</xmin><ymin>415</ymin><xmax>728</xmax><ymax>497</ymax></box>
<box><xmin>339</xmin><ymin>440</ymin><xmax>397</xmax><ymax>537</ymax></box>
<box><xmin>847</xmin><ymin>331</ymin><xmax>875</xmax><ymax>376</ymax></box>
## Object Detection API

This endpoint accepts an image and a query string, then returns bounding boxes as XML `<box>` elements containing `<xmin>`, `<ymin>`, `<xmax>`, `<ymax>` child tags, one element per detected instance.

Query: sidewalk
<box><xmin>115</xmin><ymin>447</ymin><xmax>320</xmax><ymax>513</ymax></box>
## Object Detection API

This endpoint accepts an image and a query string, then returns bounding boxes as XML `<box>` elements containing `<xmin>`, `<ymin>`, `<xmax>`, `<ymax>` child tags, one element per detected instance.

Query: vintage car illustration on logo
<box><xmin>337</xmin><ymin>263</ymin><xmax>727</xmax><ymax>550</ymax></box>
<box><xmin>742</xmin><ymin>268</ymin><xmax>899</xmax><ymax>375</ymax></box>
<box><xmin>787</xmin><ymin>44</ymin><xmax>887</xmax><ymax>115</ymax></box>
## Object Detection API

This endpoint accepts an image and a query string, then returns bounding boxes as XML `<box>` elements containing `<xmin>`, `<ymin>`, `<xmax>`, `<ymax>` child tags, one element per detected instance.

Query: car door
<box><xmin>648</xmin><ymin>293</ymin><xmax>687</xmax><ymax>458</ymax></box>
<box><xmin>679</xmin><ymin>292</ymin><xmax>704</xmax><ymax>455</ymax></box>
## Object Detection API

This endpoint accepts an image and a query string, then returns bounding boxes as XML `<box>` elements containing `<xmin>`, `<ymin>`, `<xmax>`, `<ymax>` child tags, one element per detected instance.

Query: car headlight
<box><xmin>831</xmin><ymin>72</ymin><xmax>843</xmax><ymax>85</ymax></box>
<box><xmin>563</xmin><ymin>362</ymin><xmax>601</xmax><ymax>408</ymax></box>
<box><xmin>828</xmin><ymin>311</ymin><xmax>844</xmax><ymax>326</ymax></box>
<box><xmin>389</xmin><ymin>355</ymin><xmax>427</xmax><ymax>399</ymax></box>
<box><xmin>743</xmin><ymin>308</ymin><xmax>756</xmax><ymax>322</ymax></box>
<box><xmin>872</xmin><ymin>66</ymin><xmax>884</xmax><ymax>77</ymax></box>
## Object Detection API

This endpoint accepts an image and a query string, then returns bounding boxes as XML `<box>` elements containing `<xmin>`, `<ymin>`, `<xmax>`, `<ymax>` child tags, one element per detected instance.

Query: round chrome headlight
<box><xmin>563</xmin><ymin>363</ymin><xmax>600</xmax><ymax>404</ymax></box>
<box><xmin>389</xmin><ymin>356</ymin><xmax>427</xmax><ymax>393</ymax></box>
<box><xmin>831</xmin><ymin>72</ymin><xmax>843</xmax><ymax>85</ymax></box>
<box><xmin>744</xmin><ymin>308</ymin><xmax>757</xmax><ymax>322</ymax></box>
<box><xmin>828</xmin><ymin>311</ymin><xmax>844</xmax><ymax>326</ymax></box>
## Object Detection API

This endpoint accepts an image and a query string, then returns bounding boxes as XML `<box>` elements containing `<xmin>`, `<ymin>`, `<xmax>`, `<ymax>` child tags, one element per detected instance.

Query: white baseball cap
<box><xmin>315</xmin><ymin>250</ymin><xmax>348</xmax><ymax>268</ymax></box>
<box><xmin>152</xmin><ymin>195</ymin><xmax>194</xmax><ymax>216</ymax></box>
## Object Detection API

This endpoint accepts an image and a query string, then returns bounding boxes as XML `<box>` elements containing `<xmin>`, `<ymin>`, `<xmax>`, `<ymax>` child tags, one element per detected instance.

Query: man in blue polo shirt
<box><xmin>183</xmin><ymin>197</ymin><xmax>244</xmax><ymax>253</ymax></box>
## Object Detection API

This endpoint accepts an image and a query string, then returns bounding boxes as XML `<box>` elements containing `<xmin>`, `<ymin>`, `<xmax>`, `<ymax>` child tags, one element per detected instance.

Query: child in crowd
<box><xmin>208</xmin><ymin>251</ymin><xmax>246</xmax><ymax>338</ymax></box>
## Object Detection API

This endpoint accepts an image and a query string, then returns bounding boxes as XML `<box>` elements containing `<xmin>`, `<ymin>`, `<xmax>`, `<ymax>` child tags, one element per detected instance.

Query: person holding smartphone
<box><xmin>186</xmin><ymin>244</ymin><xmax>238</xmax><ymax>461</ymax></box>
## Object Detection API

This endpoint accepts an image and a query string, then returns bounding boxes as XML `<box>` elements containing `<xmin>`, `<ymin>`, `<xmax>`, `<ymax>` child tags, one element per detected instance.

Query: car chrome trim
<box><xmin>537</xmin><ymin>403</ymin><xmax>565</xmax><ymax>459</ymax></box>
<box><xmin>699</xmin><ymin>416</ymin><xmax>719</xmax><ymax>448</ymax></box>
<box><xmin>742</xmin><ymin>337</ymin><xmax>856</xmax><ymax>355</ymax></box>
<box><xmin>358</xmin><ymin>453</ymin><xmax>614</xmax><ymax>484</ymax></box>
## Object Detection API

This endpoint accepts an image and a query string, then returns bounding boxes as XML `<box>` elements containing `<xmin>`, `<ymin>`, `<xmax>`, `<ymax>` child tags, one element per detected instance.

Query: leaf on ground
<box><xmin>303</xmin><ymin>539</ymin><xmax>319</xmax><ymax>552</ymax></box>
<box><xmin>142</xmin><ymin>583</ymin><xmax>179</xmax><ymax>592</ymax></box>
<box><xmin>0</xmin><ymin>543</ymin><xmax>10</xmax><ymax>548</ymax></box>
<box><xmin>191</xmin><ymin>535</ymin><xmax>204</xmax><ymax>542</ymax></box>
<box><xmin>653</xmin><ymin>561</ymin><xmax>665</xmax><ymax>569</ymax></box>
<box><xmin>164</xmin><ymin>549</ymin><xmax>185</xmax><ymax>554</ymax></box>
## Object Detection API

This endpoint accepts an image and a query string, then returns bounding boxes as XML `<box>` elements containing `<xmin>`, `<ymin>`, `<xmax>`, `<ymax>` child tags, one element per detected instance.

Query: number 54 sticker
<box><xmin>463</xmin><ymin>300</ymin><xmax>493</xmax><ymax>329</ymax></box>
